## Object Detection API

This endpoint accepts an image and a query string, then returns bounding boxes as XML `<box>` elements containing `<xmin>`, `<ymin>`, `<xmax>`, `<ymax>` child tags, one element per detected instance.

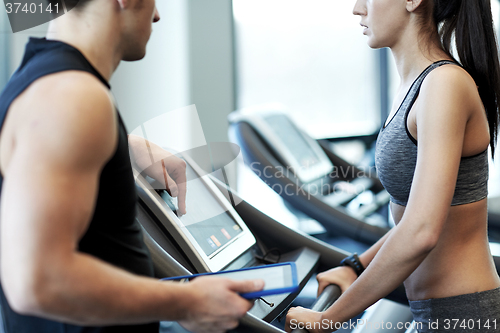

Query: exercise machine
<box><xmin>133</xmin><ymin>146</ymin><xmax>409</xmax><ymax>332</ymax></box>
<box><xmin>229</xmin><ymin>105</ymin><xmax>390</xmax><ymax>245</ymax></box>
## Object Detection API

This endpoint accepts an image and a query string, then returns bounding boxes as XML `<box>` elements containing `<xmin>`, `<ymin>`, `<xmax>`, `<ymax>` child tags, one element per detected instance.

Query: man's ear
<box><xmin>406</xmin><ymin>0</ymin><xmax>424</xmax><ymax>12</ymax></box>
<box><xmin>116</xmin><ymin>0</ymin><xmax>128</xmax><ymax>10</ymax></box>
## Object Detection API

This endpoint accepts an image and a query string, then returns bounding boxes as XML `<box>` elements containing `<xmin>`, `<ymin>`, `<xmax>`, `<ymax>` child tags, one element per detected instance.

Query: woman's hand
<box><xmin>285</xmin><ymin>307</ymin><xmax>329</xmax><ymax>333</ymax></box>
<box><xmin>316</xmin><ymin>266</ymin><xmax>357</xmax><ymax>296</ymax></box>
<box><xmin>128</xmin><ymin>135</ymin><xmax>187</xmax><ymax>215</ymax></box>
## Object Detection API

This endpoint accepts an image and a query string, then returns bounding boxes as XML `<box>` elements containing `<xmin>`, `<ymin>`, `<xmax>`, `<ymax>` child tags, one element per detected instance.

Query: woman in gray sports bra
<box><xmin>286</xmin><ymin>1</ymin><xmax>500</xmax><ymax>332</ymax></box>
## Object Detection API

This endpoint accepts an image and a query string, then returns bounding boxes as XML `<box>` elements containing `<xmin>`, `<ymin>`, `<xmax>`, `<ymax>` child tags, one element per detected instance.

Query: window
<box><xmin>233</xmin><ymin>0</ymin><xmax>381</xmax><ymax>139</ymax></box>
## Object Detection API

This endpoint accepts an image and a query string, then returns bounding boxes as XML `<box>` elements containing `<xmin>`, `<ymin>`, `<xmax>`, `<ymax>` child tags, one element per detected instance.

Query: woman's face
<box><xmin>353</xmin><ymin>0</ymin><xmax>411</xmax><ymax>49</ymax></box>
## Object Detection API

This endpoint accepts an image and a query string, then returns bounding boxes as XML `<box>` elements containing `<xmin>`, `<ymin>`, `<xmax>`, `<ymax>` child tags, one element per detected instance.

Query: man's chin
<box><xmin>123</xmin><ymin>52</ymin><xmax>147</xmax><ymax>62</ymax></box>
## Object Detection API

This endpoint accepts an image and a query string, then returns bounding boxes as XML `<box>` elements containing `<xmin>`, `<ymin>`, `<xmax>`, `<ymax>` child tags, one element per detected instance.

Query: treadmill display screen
<box><xmin>159</xmin><ymin>164</ymin><xmax>243</xmax><ymax>257</ymax></box>
<box><xmin>264</xmin><ymin>114</ymin><xmax>320</xmax><ymax>169</ymax></box>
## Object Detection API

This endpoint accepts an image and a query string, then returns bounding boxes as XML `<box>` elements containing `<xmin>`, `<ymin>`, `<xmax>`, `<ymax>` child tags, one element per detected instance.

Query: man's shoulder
<box><xmin>30</xmin><ymin>70</ymin><xmax>112</xmax><ymax>105</ymax></box>
<box><xmin>13</xmin><ymin>71</ymin><xmax>118</xmax><ymax>168</ymax></box>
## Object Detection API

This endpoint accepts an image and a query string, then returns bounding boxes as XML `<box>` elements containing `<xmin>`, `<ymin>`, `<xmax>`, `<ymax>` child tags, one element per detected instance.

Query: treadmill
<box><xmin>228</xmin><ymin>105</ymin><xmax>391</xmax><ymax>245</ymax></box>
<box><xmin>132</xmin><ymin>146</ymin><xmax>409</xmax><ymax>332</ymax></box>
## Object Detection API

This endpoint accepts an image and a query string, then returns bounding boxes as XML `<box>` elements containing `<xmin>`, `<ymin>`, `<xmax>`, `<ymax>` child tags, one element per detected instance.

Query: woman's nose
<box><xmin>353</xmin><ymin>0</ymin><xmax>366</xmax><ymax>16</ymax></box>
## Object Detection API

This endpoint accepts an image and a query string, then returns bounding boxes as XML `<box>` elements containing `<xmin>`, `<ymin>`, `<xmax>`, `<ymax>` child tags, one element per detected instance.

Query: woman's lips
<box><xmin>360</xmin><ymin>23</ymin><xmax>368</xmax><ymax>34</ymax></box>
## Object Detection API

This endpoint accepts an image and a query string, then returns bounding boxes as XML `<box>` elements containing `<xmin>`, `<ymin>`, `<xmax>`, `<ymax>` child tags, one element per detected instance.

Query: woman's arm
<box><xmin>286</xmin><ymin>65</ymin><xmax>476</xmax><ymax>333</ymax></box>
<box><xmin>359</xmin><ymin>227</ymin><xmax>392</xmax><ymax>267</ymax></box>
<box><xmin>316</xmin><ymin>228</ymin><xmax>393</xmax><ymax>295</ymax></box>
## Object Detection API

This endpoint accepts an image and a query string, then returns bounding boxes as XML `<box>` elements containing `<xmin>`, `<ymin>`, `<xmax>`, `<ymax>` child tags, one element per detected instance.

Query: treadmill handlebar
<box><xmin>290</xmin><ymin>284</ymin><xmax>341</xmax><ymax>333</ymax></box>
<box><xmin>309</xmin><ymin>284</ymin><xmax>341</xmax><ymax>312</ymax></box>
<box><xmin>232</xmin><ymin>285</ymin><xmax>341</xmax><ymax>333</ymax></box>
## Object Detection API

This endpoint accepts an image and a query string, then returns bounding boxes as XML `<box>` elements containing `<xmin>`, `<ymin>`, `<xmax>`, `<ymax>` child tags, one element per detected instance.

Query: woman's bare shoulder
<box><xmin>418</xmin><ymin>63</ymin><xmax>481</xmax><ymax>118</ymax></box>
<box><xmin>422</xmin><ymin>63</ymin><xmax>478</xmax><ymax>99</ymax></box>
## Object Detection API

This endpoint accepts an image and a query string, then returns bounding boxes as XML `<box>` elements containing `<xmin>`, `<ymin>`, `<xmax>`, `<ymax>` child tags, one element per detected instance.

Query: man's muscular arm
<box><xmin>0</xmin><ymin>72</ymin><xmax>261</xmax><ymax>330</ymax></box>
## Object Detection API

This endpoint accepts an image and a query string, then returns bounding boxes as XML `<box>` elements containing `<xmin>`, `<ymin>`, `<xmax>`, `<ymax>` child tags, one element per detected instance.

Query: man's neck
<box><xmin>46</xmin><ymin>13</ymin><xmax>123</xmax><ymax>81</ymax></box>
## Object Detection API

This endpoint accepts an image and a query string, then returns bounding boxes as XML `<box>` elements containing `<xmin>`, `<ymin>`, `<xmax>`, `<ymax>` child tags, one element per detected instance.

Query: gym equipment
<box><xmin>133</xmin><ymin>148</ymin><xmax>408</xmax><ymax>332</ymax></box>
<box><xmin>229</xmin><ymin>105</ymin><xmax>391</xmax><ymax>245</ymax></box>
<box><xmin>135</xmin><ymin>145</ymin><xmax>500</xmax><ymax>332</ymax></box>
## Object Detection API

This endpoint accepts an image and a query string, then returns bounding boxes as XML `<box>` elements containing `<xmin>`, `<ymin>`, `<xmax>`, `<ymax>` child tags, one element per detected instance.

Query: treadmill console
<box><xmin>134</xmin><ymin>153</ymin><xmax>256</xmax><ymax>273</ymax></box>
<box><xmin>229</xmin><ymin>104</ymin><xmax>334</xmax><ymax>184</ymax></box>
<box><xmin>133</xmin><ymin>147</ymin><xmax>328</xmax><ymax>322</ymax></box>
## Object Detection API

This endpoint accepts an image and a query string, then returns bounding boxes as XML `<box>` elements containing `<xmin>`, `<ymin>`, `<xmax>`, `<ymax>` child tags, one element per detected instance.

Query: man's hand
<box><xmin>178</xmin><ymin>277</ymin><xmax>264</xmax><ymax>333</ymax></box>
<box><xmin>285</xmin><ymin>307</ymin><xmax>327</xmax><ymax>333</ymax></box>
<box><xmin>128</xmin><ymin>134</ymin><xmax>187</xmax><ymax>215</ymax></box>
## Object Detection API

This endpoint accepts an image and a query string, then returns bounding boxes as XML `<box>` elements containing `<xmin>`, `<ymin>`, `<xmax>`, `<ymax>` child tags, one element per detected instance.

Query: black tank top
<box><xmin>0</xmin><ymin>38</ymin><xmax>159</xmax><ymax>333</ymax></box>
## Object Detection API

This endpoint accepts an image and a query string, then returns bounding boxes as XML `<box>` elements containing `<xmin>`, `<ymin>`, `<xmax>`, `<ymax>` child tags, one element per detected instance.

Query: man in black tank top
<box><xmin>0</xmin><ymin>0</ymin><xmax>263</xmax><ymax>332</ymax></box>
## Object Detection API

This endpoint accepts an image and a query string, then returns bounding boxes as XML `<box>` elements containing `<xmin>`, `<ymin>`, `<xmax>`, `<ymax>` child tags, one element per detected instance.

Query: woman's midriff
<box><xmin>390</xmin><ymin>199</ymin><xmax>500</xmax><ymax>301</ymax></box>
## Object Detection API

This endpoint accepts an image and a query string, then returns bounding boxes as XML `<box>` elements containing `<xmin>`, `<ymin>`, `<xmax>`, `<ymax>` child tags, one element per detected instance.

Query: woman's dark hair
<box><xmin>432</xmin><ymin>0</ymin><xmax>500</xmax><ymax>157</ymax></box>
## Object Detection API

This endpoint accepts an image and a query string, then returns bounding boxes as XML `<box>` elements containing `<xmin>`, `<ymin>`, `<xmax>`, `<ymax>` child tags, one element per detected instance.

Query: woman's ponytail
<box><xmin>435</xmin><ymin>0</ymin><xmax>500</xmax><ymax>157</ymax></box>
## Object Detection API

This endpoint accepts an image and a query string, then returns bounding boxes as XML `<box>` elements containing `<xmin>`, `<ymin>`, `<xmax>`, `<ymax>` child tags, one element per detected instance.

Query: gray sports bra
<box><xmin>375</xmin><ymin>60</ymin><xmax>488</xmax><ymax>206</ymax></box>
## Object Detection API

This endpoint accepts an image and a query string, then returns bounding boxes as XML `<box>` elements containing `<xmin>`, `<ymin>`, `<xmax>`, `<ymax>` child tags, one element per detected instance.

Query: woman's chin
<box><xmin>367</xmin><ymin>39</ymin><xmax>384</xmax><ymax>50</ymax></box>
